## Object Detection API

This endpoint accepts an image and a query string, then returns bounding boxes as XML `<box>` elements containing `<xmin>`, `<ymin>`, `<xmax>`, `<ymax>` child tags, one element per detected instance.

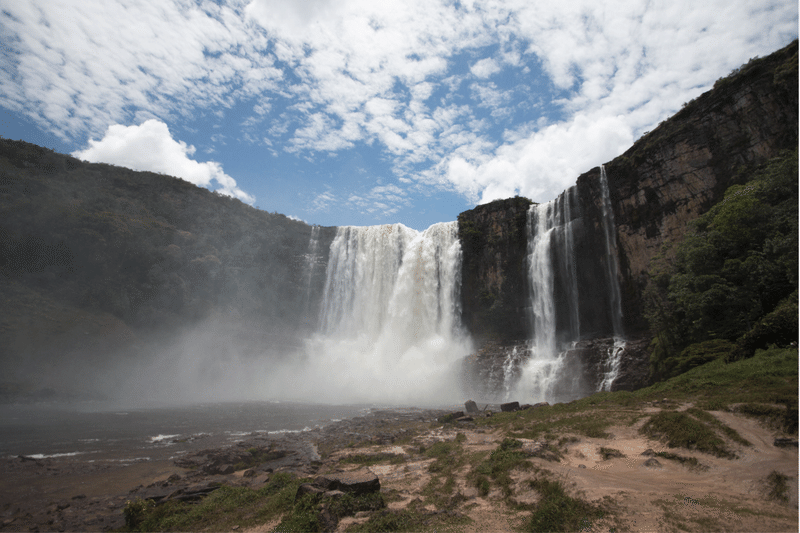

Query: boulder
<box><xmin>464</xmin><ymin>400</ymin><xmax>479</xmax><ymax>414</ymax></box>
<box><xmin>296</xmin><ymin>483</ymin><xmax>326</xmax><ymax>500</ymax></box>
<box><xmin>643</xmin><ymin>458</ymin><xmax>662</xmax><ymax>468</ymax></box>
<box><xmin>314</xmin><ymin>469</ymin><xmax>380</xmax><ymax>495</ymax></box>
<box><xmin>501</xmin><ymin>401</ymin><xmax>520</xmax><ymax>412</ymax></box>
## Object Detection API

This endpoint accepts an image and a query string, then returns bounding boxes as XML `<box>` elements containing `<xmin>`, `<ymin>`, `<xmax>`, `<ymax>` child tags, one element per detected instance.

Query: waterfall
<box><xmin>285</xmin><ymin>221</ymin><xmax>471</xmax><ymax>404</ymax></box>
<box><xmin>514</xmin><ymin>188</ymin><xmax>582</xmax><ymax>402</ymax></box>
<box><xmin>599</xmin><ymin>166</ymin><xmax>624</xmax><ymax>337</ymax></box>
<box><xmin>501</xmin><ymin>346</ymin><xmax>523</xmax><ymax>401</ymax></box>
<box><xmin>597</xmin><ymin>338</ymin><xmax>626</xmax><ymax>392</ymax></box>
<box><xmin>300</xmin><ymin>225</ymin><xmax>322</xmax><ymax>329</ymax></box>
<box><xmin>598</xmin><ymin>166</ymin><xmax>626</xmax><ymax>390</ymax></box>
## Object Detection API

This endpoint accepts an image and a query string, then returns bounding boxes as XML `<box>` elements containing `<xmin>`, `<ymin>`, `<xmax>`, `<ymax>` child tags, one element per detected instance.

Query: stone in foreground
<box><xmin>314</xmin><ymin>469</ymin><xmax>380</xmax><ymax>495</ymax></box>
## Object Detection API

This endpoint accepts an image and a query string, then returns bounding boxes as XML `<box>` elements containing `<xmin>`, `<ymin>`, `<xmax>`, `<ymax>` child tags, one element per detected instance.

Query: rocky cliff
<box><xmin>457</xmin><ymin>40</ymin><xmax>797</xmax><ymax>394</ymax></box>
<box><xmin>586</xmin><ymin>40</ymin><xmax>798</xmax><ymax>334</ymax></box>
<box><xmin>457</xmin><ymin>196</ymin><xmax>531</xmax><ymax>343</ymax></box>
<box><xmin>1</xmin><ymin>41</ymin><xmax>796</xmax><ymax>401</ymax></box>
<box><xmin>460</xmin><ymin>41</ymin><xmax>797</xmax><ymax>342</ymax></box>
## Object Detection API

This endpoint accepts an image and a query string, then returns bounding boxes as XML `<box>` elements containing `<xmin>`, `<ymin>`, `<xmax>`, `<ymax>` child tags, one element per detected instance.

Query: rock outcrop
<box><xmin>583</xmin><ymin>40</ymin><xmax>798</xmax><ymax>334</ymax></box>
<box><xmin>458</xmin><ymin>196</ymin><xmax>532</xmax><ymax>343</ymax></box>
<box><xmin>457</xmin><ymin>40</ymin><xmax>798</xmax><ymax>392</ymax></box>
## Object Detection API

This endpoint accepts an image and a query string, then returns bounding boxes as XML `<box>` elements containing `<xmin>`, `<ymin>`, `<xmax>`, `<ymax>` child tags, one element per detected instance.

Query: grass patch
<box><xmin>347</xmin><ymin>506</ymin><xmax>470</xmax><ymax>532</ymax></box>
<box><xmin>527</xmin><ymin>477</ymin><xmax>606</xmax><ymax>532</ymax></box>
<box><xmin>642</xmin><ymin>347</ymin><xmax>797</xmax><ymax>408</ymax></box>
<box><xmin>339</xmin><ymin>452</ymin><xmax>406</xmax><ymax>466</ymax></box>
<box><xmin>654</xmin><ymin>451</ymin><xmax>707</xmax><ymax>471</ymax></box>
<box><xmin>766</xmin><ymin>471</ymin><xmax>791</xmax><ymax>503</ymax></box>
<box><xmin>121</xmin><ymin>472</ymin><xmax>306</xmax><ymax>532</ymax></box>
<box><xmin>469</xmin><ymin>438</ymin><xmax>532</xmax><ymax>497</ymax></box>
<box><xmin>685</xmin><ymin>407</ymin><xmax>752</xmax><ymax>446</ymax></box>
<box><xmin>733</xmin><ymin>402</ymin><xmax>798</xmax><ymax>433</ymax></box>
<box><xmin>421</xmin><ymin>438</ymin><xmax>467</xmax><ymax>508</ymax></box>
<box><xmin>640</xmin><ymin>411</ymin><xmax>737</xmax><ymax>458</ymax></box>
<box><xmin>598</xmin><ymin>447</ymin><xmax>625</xmax><ymax>460</ymax></box>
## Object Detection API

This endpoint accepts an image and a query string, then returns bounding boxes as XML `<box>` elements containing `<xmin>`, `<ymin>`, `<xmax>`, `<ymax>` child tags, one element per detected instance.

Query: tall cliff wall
<box><xmin>460</xmin><ymin>40</ymin><xmax>798</xmax><ymax>346</ymax></box>
<box><xmin>457</xmin><ymin>196</ymin><xmax>531</xmax><ymax>343</ymax></box>
<box><xmin>584</xmin><ymin>39</ymin><xmax>798</xmax><ymax>334</ymax></box>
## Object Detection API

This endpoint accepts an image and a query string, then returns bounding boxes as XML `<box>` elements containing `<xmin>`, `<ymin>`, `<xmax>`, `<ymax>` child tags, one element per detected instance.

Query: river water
<box><xmin>0</xmin><ymin>401</ymin><xmax>368</xmax><ymax>463</ymax></box>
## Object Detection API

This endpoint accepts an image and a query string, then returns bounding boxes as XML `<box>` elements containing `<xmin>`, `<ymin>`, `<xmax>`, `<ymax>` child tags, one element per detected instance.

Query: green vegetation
<box><xmin>339</xmin><ymin>452</ymin><xmax>406</xmax><ymax>466</ymax></box>
<box><xmin>646</xmin><ymin>149</ymin><xmax>798</xmax><ymax>381</ymax></box>
<box><xmin>420</xmin><ymin>438</ymin><xmax>468</xmax><ymax>508</ymax></box>
<box><xmin>639</xmin><ymin>411</ymin><xmax>737</xmax><ymax>458</ymax></box>
<box><xmin>653</xmin><ymin>451</ymin><xmax>707</xmax><ymax>471</ymax></box>
<box><xmin>685</xmin><ymin>407</ymin><xmax>751</xmax><ymax>446</ymax></box>
<box><xmin>121</xmin><ymin>473</ymin><xmax>303</xmax><ymax>532</ymax></box>
<box><xmin>347</xmin><ymin>504</ymin><xmax>470</xmax><ymax>532</ymax></box>
<box><xmin>526</xmin><ymin>477</ymin><xmax>607</xmax><ymax>533</ymax></box>
<box><xmin>598</xmin><ymin>447</ymin><xmax>625</xmax><ymax>460</ymax></box>
<box><xmin>766</xmin><ymin>471</ymin><xmax>791</xmax><ymax>503</ymax></box>
<box><xmin>120</xmin><ymin>472</ymin><xmax>390</xmax><ymax>533</ymax></box>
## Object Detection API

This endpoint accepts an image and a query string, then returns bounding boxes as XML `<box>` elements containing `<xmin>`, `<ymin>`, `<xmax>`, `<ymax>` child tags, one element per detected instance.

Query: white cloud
<box><xmin>470</xmin><ymin>58</ymin><xmax>501</xmax><ymax>78</ymax></box>
<box><xmin>0</xmin><ymin>0</ymin><xmax>281</xmax><ymax>140</ymax></box>
<box><xmin>3</xmin><ymin>0</ymin><xmax>798</xmax><ymax>218</ymax></box>
<box><xmin>72</xmin><ymin>119</ymin><xmax>255</xmax><ymax>204</ymax></box>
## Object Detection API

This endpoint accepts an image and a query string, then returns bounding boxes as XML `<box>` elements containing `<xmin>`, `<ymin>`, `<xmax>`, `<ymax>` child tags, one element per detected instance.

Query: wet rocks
<box><xmin>464</xmin><ymin>400</ymin><xmax>479</xmax><ymax>414</ymax></box>
<box><xmin>501</xmin><ymin>401</ymin><xmax>520</xmax><ymax>412</ymax></box>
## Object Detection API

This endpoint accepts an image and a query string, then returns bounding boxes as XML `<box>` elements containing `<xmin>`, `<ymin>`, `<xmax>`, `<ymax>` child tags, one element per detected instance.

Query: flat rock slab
<box><xmin>315</xmin><ymin>469</ymin><xmax>380</xmax><ymax>494</ymax></box>
<box><xmin>500</xmin><ymin>402</ymin><xmax>520</xmax><ymax>412</ymax></box>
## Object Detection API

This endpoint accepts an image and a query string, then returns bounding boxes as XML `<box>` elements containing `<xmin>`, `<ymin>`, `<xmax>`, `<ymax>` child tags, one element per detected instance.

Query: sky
<box><xmin>1</xmin><ymin>0</ymin><xmax>797</xmax><ymax>230</ymax></box>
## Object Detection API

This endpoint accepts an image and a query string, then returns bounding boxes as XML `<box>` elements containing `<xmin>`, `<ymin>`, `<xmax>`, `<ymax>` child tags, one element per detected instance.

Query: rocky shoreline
<box><xmin>0</xmin><ymin>407</ymin><xmax>453</xmax><ymax>532</ymax></box>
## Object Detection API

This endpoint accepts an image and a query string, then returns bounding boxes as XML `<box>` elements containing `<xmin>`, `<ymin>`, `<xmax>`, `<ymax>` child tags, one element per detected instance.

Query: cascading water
<box><xmin>283</xmin><ymin>221</ymin><xmax>471</xmax><ymax>404</ymax></box>
<box><xmin>597</xmin><ymin>166</ymin><xmax>627</xmax><ymax>390</ymax></box>
<box><xmin>501</xmin><ymin>346</ymin><xmax>523</xmax><ymax>401</ymax></box>
<box><xmin>599</xmin><ymin>166</ymin><xmax>624</xmax><ymax>337</ymax></box>
<box><xmin>597</xmin><ymin>338</ymin><xmax>626</xmax><ymax>392</ymax></box>
<box><xmin>514</xmin><ymin>188</ymin><xmax>583</xmax><ymax>402</ymax></box>
<box><xmin>300</xmin><ymin>225</ymin><xmax>322</xmax><ymax>329</ymax></box>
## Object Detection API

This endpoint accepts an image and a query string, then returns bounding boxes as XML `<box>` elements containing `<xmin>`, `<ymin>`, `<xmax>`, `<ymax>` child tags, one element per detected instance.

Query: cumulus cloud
<box><xmin>3</xmin><ymin>0</ymin><xmax>798</xmax><ymax>218</ymax></box>
<box><xmin>470</xmin><ymin>58</ymin><xmax>501</xmax><ymax>79</ymax></box>
<box><xmin>73</xmin><ymin>120</ymin><xmax>255</xmax><ymax>203</ymax></box>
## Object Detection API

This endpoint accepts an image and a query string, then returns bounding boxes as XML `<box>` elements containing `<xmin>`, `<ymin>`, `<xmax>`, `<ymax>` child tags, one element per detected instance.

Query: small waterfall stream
<box><xmin>515</xmin><ymin>188</ymin><xmax>582</xmax><ymax>402</ymax></box>
<box><xmin>513</xmin><ymin>168</ymin><xmax>629</xmax><ymax>402</ymax></box>
<box><xmin>597</xmin><ymin>165</ymin><xmax>627</xmax><ymax>390</ymax></box>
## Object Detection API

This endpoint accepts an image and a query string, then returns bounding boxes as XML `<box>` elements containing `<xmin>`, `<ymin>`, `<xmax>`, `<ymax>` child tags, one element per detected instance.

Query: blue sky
<box><xmin>1</xmin><ymin>0</ymin><xmax>797</xmax><ymax>230</ymax></box>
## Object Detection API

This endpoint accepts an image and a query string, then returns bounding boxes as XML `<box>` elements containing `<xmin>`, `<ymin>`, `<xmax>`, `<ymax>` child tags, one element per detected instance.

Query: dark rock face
<box><xmin>460</xmin><ymin>341</ymin><xmax>527</xmax><ymax>402</ymax></box>
<box><xmin>583</xmin><ymin>41</ymin><xmax>798</xmax><ymax>335</ymax></box>
<box><xmin>0</xmin><ymin>140</ymin><xmax>337</xmax><ymax>383</ymax></box>
<box><xmin>458</xmin><ymin>197</ymin><xmax>532</xmax><ymax>343</ymax></box>
<box><xmin>456</xmin><ymin>41</ymin><xmax>798</xmax><ymax>395</ymax></box>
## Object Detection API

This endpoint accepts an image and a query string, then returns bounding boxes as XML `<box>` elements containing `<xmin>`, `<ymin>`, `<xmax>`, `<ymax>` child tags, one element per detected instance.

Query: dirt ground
<box><xmin>318</xmin><ymin>406</ymin><xmax>798</xmax><ymax>532</ymax></box>
<box><xmin>1</xmin><ymin>406</ymin><xmax>797</xmax><ymax>532</ymax></box>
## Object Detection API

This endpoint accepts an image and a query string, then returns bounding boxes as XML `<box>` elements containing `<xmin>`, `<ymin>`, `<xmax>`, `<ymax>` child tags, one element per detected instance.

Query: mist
<box><xmin>3</xmin><ymin>221</ymin><xmax>474</xmax><ymax>409</ymax></box>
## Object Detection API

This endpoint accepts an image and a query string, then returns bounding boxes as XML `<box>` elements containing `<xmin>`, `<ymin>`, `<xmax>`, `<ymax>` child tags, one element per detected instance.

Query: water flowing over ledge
<box><xmin>279</xmin><ymin>222</ymin><xmax>473</xmax><ymax>405</ymax></box>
